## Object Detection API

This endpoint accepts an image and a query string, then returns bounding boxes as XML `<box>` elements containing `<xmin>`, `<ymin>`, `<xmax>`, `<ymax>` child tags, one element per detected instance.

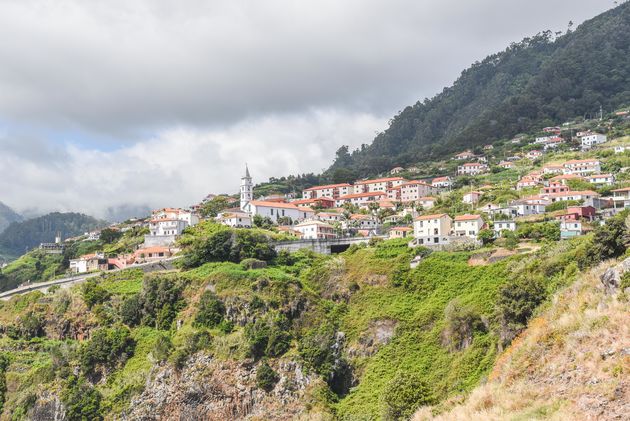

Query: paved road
<box><xmin>0</xmin><ymin>257</ymin><xmax>181</xmax><ymax>300</ymax></box>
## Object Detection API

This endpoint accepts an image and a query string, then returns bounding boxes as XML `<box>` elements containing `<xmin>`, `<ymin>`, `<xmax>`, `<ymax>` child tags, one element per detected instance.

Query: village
<box><xmin>56</xmin><ymin>113</ymin><xmax>630</xmax><ymax>275</ymax></box>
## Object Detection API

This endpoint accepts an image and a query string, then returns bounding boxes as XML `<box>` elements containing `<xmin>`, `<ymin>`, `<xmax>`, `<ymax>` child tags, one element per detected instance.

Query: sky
<box><xmin>0</xmin><ymin>0</ymin><xmax>615</xmax><ymax>220</ymax></box>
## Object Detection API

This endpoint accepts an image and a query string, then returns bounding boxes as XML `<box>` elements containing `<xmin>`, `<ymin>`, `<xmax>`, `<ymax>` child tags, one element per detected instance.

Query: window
<box><xmin>271</xmin><ymin>209</ymin><xmax>274</xmax><ymax>215</ymax></box>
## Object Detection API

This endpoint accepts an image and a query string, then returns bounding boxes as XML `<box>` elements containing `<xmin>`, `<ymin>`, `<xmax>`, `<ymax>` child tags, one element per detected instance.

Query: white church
<box><xmin>239</xmin><ymin>165</ymin><xmax>314</xmax><ymax>224</ymax></box>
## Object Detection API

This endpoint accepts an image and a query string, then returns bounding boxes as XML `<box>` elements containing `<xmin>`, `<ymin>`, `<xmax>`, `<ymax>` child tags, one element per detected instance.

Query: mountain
<box><xmin>0</xmin><ymin>202</ymin><xmax>22</xmax><ymax>234</ymax></box>
<box><xmin>327</xmin><ymin>3</ymin><xmax>630</xmax><ymax>179</ymax></box>
<box><xmin>0</xmin><ymin>212</ymin><xmax>106</xmax><ymax>257</ymax></box>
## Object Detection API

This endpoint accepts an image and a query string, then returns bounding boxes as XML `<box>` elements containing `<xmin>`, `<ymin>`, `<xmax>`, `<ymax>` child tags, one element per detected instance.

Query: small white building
<box><xmin>614</xmin><ymin>145</ymin><xmax>629</xmax><ymax>154</ymax></box>
<box><xmin>563</xmin><ymin>159</ymin><xmax>601</xmax><ymax>176</ymax></box>
<box><xmin>526</xmin><ymin>150</ymin><xmax>543</xmax><ymax>159</ymax></box>
<box><xmin>294</xmin><ymin>220</ymin><xmax>337</xmax><ymax>239</ymax></box>
<box><xmin>453</xmin><ymin>214</ymin><xmax>484</xmax><ymax>238</ymax></box>
<box><xmin>152</xmin><ymin>208</ymin><xmax>199</xmax><ymax>227</ymax></box>
<box><xmin>457</xmin><ymin>163</ymin><xmax>489</xmax><ymax>176</ymax></box>
<box><xmin>399</xmin><ymin>181</ymin><xmax>437</xmax><ymax>202</ymax></box>
<box><xmin>511</xmin><ymin>200</ymin><xmax>547</xmax><ymax>216</ymax></box>
<box><xmin>560</xmin><ymin>220</ymin><xmax>583</xmax><ymax>239</ymax></box>
<box><xmin>493</xmin><ymin>221</ymin><xmax>516</xmax><ymax>236</ymax></box>
<box><xmin>585</xmin><ymin>174</ymin><xmax>615</xmax><ymax>186</ymax></box>
<box><xmin>432</xmin><ymin>176</ymin><xmax>452</xmax><ymax>189</ymax></box>
<box><xmin>216</xmin><ymin>211</ymin><xmax>252</xmax><ymax>228</ymax></box>
<box><xmin>348</xmin><ymin>214</ymin><xmax>380</xmax><ymax>230</ymax></box>
<box><xmin>413</xmin><ymin>213</ymin><xmax>452</xmax><ymax>245</ymax></box>
<box><xmin>580</xmin><ymin>133</ymin><xmax>607</xmax><ymax>149</ymax></box>
<box><xmin>69</xmin><ymin>252</ymin><xmax>108</xmax><ymax>274</ymax></box>
<box><xmin>335</xmin><ymin>192</ymin><xmax>387</xmax><ymax>208</ymax></box>
<box><xmin>463</xmin><ymin>191</ymin><xmax>482</xmax><ymax>204</ymax></box>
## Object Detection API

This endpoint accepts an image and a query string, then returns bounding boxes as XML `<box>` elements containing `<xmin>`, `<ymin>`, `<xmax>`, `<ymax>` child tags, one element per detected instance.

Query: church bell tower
<box><xmin>240</xmin><ymin>164</ymin><xmax>253</xmax><ymax>211</ymax></box>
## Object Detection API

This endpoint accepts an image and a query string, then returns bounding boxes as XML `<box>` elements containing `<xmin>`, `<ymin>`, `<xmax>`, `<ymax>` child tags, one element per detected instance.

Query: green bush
<box><xmin>381</xmin><ymin>372</ymin><xmax>434</xmax><ymax>421</ymax></box>
<box><xmin>256</xmin><ymin>361</ymin><xmax>279</xmax><ymax>392</ymax></box>
<box><xmin>0</xmin><ymin>354</ymin><xmax>8</xmax><ymax>413</ymax></box>
<box><xmin>80</xmin><ymin>327</ymin><xmax>135</xmax><ymax>376</ymax></box>
<box><xmin>61</xmin><ymin>375</ymin><xmax>103</xmax><ymax>421</ymax></box>
<box><xmin>245</xmin><ymin>316</ymin><xmax>292</xmax><ymax>360</ymax></box>
<box><xmin>442</xmin><ymin>299</ymin><xmax>486</xmax><ymax>352</ymax></box>
<box><xmin>194</xmin><ymin>291</ymin><xmax>225</xmax><ymax>328</ymax></box>
<box><xmin>82</xmin><ymin>280</ymin><xmax>111</xmax><ymax>309</ymax></box>
<box><xmin>170</xmin><ymin>330</ymin><xmax>212</xmax><ymax>369</ymax></box>
<box><xmin>496</xmin><ymin>277</ymin><xmax>546</xmax><ymax>345</ymax></box>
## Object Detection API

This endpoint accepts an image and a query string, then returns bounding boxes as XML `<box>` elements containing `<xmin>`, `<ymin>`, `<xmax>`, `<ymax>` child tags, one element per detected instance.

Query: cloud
<box><xmin>0</xmin><ymin>108</ymin><xmax>385</xmax><ymax>219</ymax></box>
<box><xmin>0</xmin><ymin>0</ymin><xmax>611</xmax><ymax>136</ymax></box>
<box><xmin>0</xmin><ymin>0</ymin><xmax>614</xmax><ymax>218</ymax></box>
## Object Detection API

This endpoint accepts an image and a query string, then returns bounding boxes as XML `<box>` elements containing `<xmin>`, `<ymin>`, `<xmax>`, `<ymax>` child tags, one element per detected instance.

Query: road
<box><xmin>0</xmin><ymin>257</ymin><xmax>181</xmax><ymax>300</ymax></box>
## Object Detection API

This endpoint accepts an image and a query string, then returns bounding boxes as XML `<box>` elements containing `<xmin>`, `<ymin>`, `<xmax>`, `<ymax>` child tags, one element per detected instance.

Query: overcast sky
<box><xmin>0</xmin><ymin>0</ymin><xmax>614</xmax><ymax>220</ymax></box>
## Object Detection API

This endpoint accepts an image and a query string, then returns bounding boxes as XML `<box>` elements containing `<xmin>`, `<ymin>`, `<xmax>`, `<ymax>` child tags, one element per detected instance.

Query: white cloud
<box><xmin>0</xmin><ymin>108</ymin><xmax>385</xmax><ymax>219</ymax></box>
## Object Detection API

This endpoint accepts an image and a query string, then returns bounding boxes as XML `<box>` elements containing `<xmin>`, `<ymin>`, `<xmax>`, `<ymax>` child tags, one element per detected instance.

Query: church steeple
<box><xmin>240</xmin><ymin>164</ymin><xmax>253</xmax><ymax>211</ymax></box>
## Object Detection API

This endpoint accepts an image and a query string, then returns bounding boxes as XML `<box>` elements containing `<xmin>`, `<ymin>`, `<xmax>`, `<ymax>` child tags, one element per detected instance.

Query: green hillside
<box><xmin>0</xmin><ymin>212</ymin><xmax>106</xmax><ymax>258</ymax></box>
<box><xmin>326</xmin><ymin>3</ymin><xmax>630</xmax><ymax>179</ymax></box>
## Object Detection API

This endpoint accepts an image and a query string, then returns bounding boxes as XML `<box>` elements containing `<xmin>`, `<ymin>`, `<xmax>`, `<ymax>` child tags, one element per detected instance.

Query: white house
<box><xmin>511</xmin><ymin>199</ymin><xmax>547</xmax><ymax>216</ymax></box>
<box><xmin>152</xmin><ymin>208</ymin><xmax>199</xmax><ymax>227</ymax></box>
<box><xmin>453</xmin><ymin>151</ymin><xmax>475</xmax><ymax>160</ymax></box>
<box><xmin>493</xmin><ymin>221</ymin><xmax>516</xmax><ymax>236</ymax></box>
<box><xmin>463</xmin><ymin>191</ymin><xmax>482</xmax><ymax>204</ymax></box>
<box><xmin>526</xmin><ymin>150</ymin><xmax>543</xmax><ymax>159</ymax></box>
<box><xmin>245</xmin><ymin>201</ymin><xmax>314</xmax><ymax>223</ymax></box>
<box><xmin>517</xmin><ymin>176</ymin><xmax>539</xmax><ymax>190</ymax></box>
<box><xmin>399</xmin><ymin>180</ymin><xmax>437</xmax><ymax>202</ymax></box>
<box><xmin>302</xmin><ymin>183</ymin><xmax>352</xmax><ymax>199</ymax></box>
<box><xmin>69</xmin><ymin>252</ymin><xmax>107</xmax><ymax>274</ymax></box>
<box><xmin>544</xmin><ymin>190</ymin><xmax>600</xmax><ymax>203</ymax></box>
<box><xmin>353</xmin><ymin>177</ymin><xmax>407</xmax><ymax>194</ymax></box>
<box><xmin>498</xmin><ymin>161</ymin><xmax>514</xmax><ymax>169</ymax></box>
<box><xmin>457</xmin><ymin>163</ymin><xmax>489</xmax><ymax>176</ymax></box>
<box><xmin>560</xmin><ymin>220</ymin><xmax>583</xmax><ymax>239</ymax></box>
<box><xmin>348</xmin><ymin>214</ymin><xmax>380</xmax><ymax>231</ymax></box>
<box><xmin>216</xmin><ymin>211</ymin><xmax>252</xmax><ymax>228</ymax></box>
<box><xmin>145</xmin><ymin>218</ymin><xmax>189</xmax><ymax>247</ymax></box>
<box><xmin>580</xmin><ymin>133</ymin><xmax>607</xmax><ymax>149</ymax></box>
<box><xmin>316</xmin><ymin>212</ymin><xmax>344</xmax><ymax>223</ymax></box>
<box><xmin>542</xmin><ymin>164</ymin><xmax>564</xmax><ymax>175</ymax></box>
<box><xmin>432</xmin><ymin>176</ymin><xmax>452</xmax><ymax>189</ymax></box>
<box><xmin>563</xmin><ymin>159</ymin><xmax>601</xmax><ymax>176</ymax></box>
<box><xmin>335</xmin><ymin>192</ymin><xmax>387</xmax><ymax>208</ymax></box>
<box><xmin>294</xmin><ymin>220</ymin><xmax>337</xmax><ymax>239</ymax></box>
<box><xmin>585</xmin><ymin>174</ymin><xmax>615</xmax><ymax>186</ymax></box>
<box><xmin>614</xmin><ymin>146</ymin><xmax>629</xmax><ymax>154</ymax></box>
<box><xmin>453</xmin><ymin>214</ymin><xmax>484</xmax><ymax>238</ymax></box>
<box><xmin>413</xmin><ymin>213</ymin><xmax>452</xmax><ymax>245</ymax></box>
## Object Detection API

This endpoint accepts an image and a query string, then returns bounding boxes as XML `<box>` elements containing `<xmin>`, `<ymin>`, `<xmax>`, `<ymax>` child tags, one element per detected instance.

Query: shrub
<box><xmin>477</xmin><ymin>229</ymin><xmax>495</xmax><ymax>245</ymax></box>
<box><xmin>16</xmin><ymin>311</ymin><xmax>45</xmax><ymax>339</ymax></box>
<box><xmin>256</xmin><ymin>361</ymin><xmax>279</xmax><ymax>392</ymax></box>
<box><xmin>61</xmin><ymin>375</ymin><xmax>103</xmax><ymax>421</ymax></box>
<box><xmin>119</xmin><ymin>294</ymin><xmax>142</xmax><ymax>326</ymax></box>
<box><xmin>496</xmin><ymin>277</ymin><xmax>546</xmax><ymax>345</ymax></box>
<box><xmin>81</xmin><ymin>280</ymin><xmax>111</xmax><ymax>309</ymax></box>
<box><xmin>170</xmin><ymin>330</ymin><xmax>212</xmax><ymax>369</ymax></box>
<box><xmin>245</xmin><ymin>316</ymin><xmax>291</xmax><ymax>360</ymax></box>
<box><xmin>151</xmin><ymin>334</ymin><xmax>172</xmax><ymax>362</ymax></box>
<box><xmin>194</xmin><ymin>291</ymin><xmax>225</xmax><ymax>328</ymax></box>
<box><xmin>381</xmin><ymin>372</ymin><xmax>434</xmax><ymax>421</ymax></box>
<box><xmin>298</xmin><ymin>323</ymin><xmax>337</xmax><ymax>378</ymax></box>
<box><xmin>80</xmin><ymin>327</ymin><xmax>135</xmax><ymax>376</ymax></box>
<box><xmin>441</xmin><ymin>299</ymin><xmax>486</xmax><ymax>352</ymax></box>
<box><xmin>0</xmin><ymin>354</ymin><xmax>8</xmax><ymax>413</ymax></box>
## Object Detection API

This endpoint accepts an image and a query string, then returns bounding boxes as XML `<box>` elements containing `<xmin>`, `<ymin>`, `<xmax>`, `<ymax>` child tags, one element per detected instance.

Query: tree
<box><xmin>496</xmin><ymin>277</ymin><xmax>545</xmax><ymax>345</ymax></box>
<box><xmin>200</xmin><ymin>196</ymin><xmax>232</xmax><ymax>218</ymax></box>
<box><xmin>477</xmin><ymin>229</ymin><xmax>495</xmax><ymax>245</ymax></box>
<box><xmin>256</xmin><ymin>361</ymin><xmax>279</xmax><ymax>392</ymax></box>
<box><xmin>99</xmin><ymin>228</ymin><xmax>122</xmax><ymax>244</ymax></box>
<box><xmin>61</xmin><ymin>376</ymin><xmax>103</xmax><ymax>421</ymax></box>
<box><xmin>194</xmin><ymin>291</ymin><xmax>225</xmax><ymax>328</ymax></box>
<box><xmin>81</xmin><ymin>280</ymin><xmax>111</xmax><ymax>309</ymax></box>
<box><xmin>442</xmin><ymin>299</ymin><xmax>486</xmax><ymax>352</ymax></box>
<box><xmin>382</xmin><ymin>372</ymin><xmax>434</xmax><ymax>421</ymax></box>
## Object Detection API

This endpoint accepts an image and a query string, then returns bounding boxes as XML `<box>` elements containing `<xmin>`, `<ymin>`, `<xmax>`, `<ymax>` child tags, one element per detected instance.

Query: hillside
<box><xmin>326</xmin><ymin>3</ymin><xmax>630</xmax><ymax>179</ymax></box>
<box><xmin>0</xmin><ymin>214</ymin><xmax>625</xmax><ymax>419</ymax></box>
<box><xmin>0</xmin><ymin>202</ymin><xmax>21</xmax><ymax>235</ymax></box>
<box><xmin>414</xmin><ymin>256</ymin><xmax>630</xmax><ymax>420</ymax></box>
<box><xmin>0</xmin><ymin>212</ymin><xmax>106</xmax><ymax>258</ymax></box>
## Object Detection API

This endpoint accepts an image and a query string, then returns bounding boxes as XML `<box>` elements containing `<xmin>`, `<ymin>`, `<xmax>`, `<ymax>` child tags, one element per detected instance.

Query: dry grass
<box><xmin>413</xmin><ymin>261</ymin><xmax>630</xmax><ymax>421</ymax></box>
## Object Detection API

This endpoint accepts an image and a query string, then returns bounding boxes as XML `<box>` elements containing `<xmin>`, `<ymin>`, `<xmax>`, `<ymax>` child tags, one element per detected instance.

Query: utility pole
<box><xmin>600</xmin><ymin>104</ymin><xmax>603</xmax><ymax>121</ymax></box>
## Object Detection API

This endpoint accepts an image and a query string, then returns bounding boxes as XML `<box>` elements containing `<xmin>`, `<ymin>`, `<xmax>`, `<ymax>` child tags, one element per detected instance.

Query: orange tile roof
<box><xmin>414</xmin><ymin>213</ymin><xmax>449</xmax><ymax>221</ymax></box>
<box><xmin>564</xmin><ymin>159</ymin><xmax>600</xmax><ymax>165</ymax></box>
<box><xmin>391</xmin><ymin>226</ymin><xmax>413</xmax><ymax>231</ymax></box>
<box><xmin>303</xmin><ymin>183</ymin><xmax>352</xmax><ymax>191</ymax></box>
<box><xmin>249</xmin><ymin>200</ymin><xmax>301</xmax><ymax>209</ymax></box>
<box><xmin>432</xmin><ymin>176</ymin><xmax>450</xmax><ymax>182</ymax></box>
<box><xmin>355</xmin><ymin>177</ymin><xmax>406</xmax><ymax>185</ymax></box>
<box><xmin>400</xmin><ymin>180</ymin><xmax>431</xmax><ymax>188</ymax></box>
<box><xmin>454</xmin><ymin>214</ymin><xmax>483</xmax><ymax>221</ymax></box>
<box><xmin>337</xmin><ymin>192</ymin><xmax>387</xmax><ymax>199</ymax></box>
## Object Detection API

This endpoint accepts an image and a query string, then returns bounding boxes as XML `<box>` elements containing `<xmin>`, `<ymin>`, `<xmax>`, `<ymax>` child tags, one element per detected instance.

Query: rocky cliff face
<box><xmin>127</xmin><ymin>354</ymin><xmax>315</xmax><ymax>420</ymax></box>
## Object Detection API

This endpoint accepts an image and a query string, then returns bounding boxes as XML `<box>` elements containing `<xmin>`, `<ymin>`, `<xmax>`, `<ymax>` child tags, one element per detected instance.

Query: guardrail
<box><xmin>0</xmin><ymin>257</ymin><xmax>181</xmax><ymax>300</ymax></box>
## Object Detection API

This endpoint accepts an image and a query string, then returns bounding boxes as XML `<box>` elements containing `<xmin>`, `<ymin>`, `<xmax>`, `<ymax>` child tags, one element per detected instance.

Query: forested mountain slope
<box><xmin>0</xmin><ymin>202</ymin><xmax>21</xmax><ymax>234</ymax></box>
<box><xmin>0</xmin><ymin>212</ymin><xmax>105</xmax><ymax>257</ymax></box>
<box><xmin>327</xmin><ymin>3</ymin><xmax>630</xmax><ymax>179</ymax></box>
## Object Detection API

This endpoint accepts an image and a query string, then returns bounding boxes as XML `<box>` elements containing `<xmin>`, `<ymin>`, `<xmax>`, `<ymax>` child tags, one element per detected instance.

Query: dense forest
<box><xmin>0</xmin><ymin>212</ymin><xmax>106</xmax><ymax>257</ymax></box>
<box><xmin>324</xmin><ymin>3</ymin><xmax>630</xmax><ymax>180</ymax></box>
<box><xmin>0</xmin><ymin>202</ymin><xmax>21</xmax><ymax>234</ymax></box>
